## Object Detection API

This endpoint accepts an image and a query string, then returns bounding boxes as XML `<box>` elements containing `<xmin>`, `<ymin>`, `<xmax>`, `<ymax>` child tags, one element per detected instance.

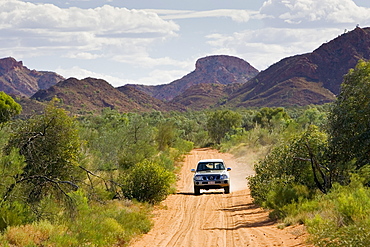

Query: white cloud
<box><xmin>0</xmin><ymin>1</ymin><xmax>178</xmax><ymax>33</ymax></box>
<box><xmin>55</xmin><ymin>65</ymin><xmax>191</xmax><ymax>87</ymax></box>
<box><xmin>260</xmin><ymin>0</ymin><xmax>370</xmax><ymax>27</ymax></box>
<box><xmin>111</xmin><ymin>54</ymin><xmax>191</xmax><ymax>70</ymax></box>
<box><xmin>207</xmin><ymin>27</ymin><xmax>342</xmax><ymax>70</ymax></box>
<box><xmin>55</xmin><ymin>66</ymin><xmax>131</xmax><ymax>87</ymax></box>
<box><xmin>205</xmin><ymin>0</ymin><xmax>370</xmax><ymax>70</ymax></box>
<box><xmin>0</xmin><ymin>0</ymin><xmax>179</xmax><ymax>60</ymax></box>
<box><xmin>64</xmin><ymin>52</ymin><xmax>102</xmax><ymax>60</ymax></box>
<box><xmin>135</xmin><ymin>69</ymin><xmax>191</xmax><ymax>86</ymax></box>
<box><xmin>146</xmin><ymin>9</ymin><xmax>253</xmax><ymax>23</ymax></box>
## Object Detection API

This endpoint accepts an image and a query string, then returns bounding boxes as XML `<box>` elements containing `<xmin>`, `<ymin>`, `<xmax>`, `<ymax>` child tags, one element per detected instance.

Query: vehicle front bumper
<box><xmin>193</xmin><ymin>179</ymin><xmax>229</xmax><ymax>189</ymax></box>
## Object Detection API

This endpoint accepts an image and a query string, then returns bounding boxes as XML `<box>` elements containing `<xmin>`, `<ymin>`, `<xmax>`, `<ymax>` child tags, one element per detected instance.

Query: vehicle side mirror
<box><xmin>227</xmin><ymin>168</ymin><xmax>231</xmax><ymax>171</ymax></box>
<box><xmin>191</xmin><ymin>169</ymin><xmax>196</xmax><ymax>172</ymax></box>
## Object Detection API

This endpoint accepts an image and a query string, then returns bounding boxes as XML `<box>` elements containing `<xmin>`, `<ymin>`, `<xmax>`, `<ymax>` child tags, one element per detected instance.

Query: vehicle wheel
<box><xmin>194</xmin><ymin>186</ymin><xmax>201</xmax><ymax>195</ymax></box>
<box><xmin>224</xmin><ymin>186</ymin><xmax>230</xmax><ymax>194</ymax></box>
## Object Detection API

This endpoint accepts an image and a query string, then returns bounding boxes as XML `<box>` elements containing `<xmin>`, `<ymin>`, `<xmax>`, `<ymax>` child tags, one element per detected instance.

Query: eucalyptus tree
<box><xmin>327</xmin><ymin>60</ymin><xmax>370</xmax><ymax>183</ymax></box>
<box><xmin>206</xmin><ymin>110</ymin><xmax>242</xmax><ymax>144</ymax></box>
<box><xmin>3</xmin><ymin>100</ymin><xmax>83</xmax><ymax>204</ymax></box>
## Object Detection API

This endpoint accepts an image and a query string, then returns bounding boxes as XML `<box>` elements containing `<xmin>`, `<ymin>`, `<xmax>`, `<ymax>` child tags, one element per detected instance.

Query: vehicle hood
<box><xmin>195</xmin><ymin>170</ymin><xmax>228</xmax><ymax>175</ymax></box>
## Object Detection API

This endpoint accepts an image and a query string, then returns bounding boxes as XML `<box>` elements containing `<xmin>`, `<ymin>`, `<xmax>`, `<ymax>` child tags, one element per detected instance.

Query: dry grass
<box><xmin>4</xmin><ymin>221</ymin><xmax>61</xmax><ymax>246</ymax></box>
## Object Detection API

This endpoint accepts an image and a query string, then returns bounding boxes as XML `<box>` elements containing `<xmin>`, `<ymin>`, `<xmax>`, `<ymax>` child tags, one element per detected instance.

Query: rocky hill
<box><xmin>116</xmin><ymin>85</ymin><xmax>186</xmax><ymax>112</ymax></box>
<box><xmin>226</xmin><ymin>27</ymin><xmax>370</xmax><ymax>107</ymax></box>
<box><xmin>0</xmin><ymin>57</ymin><xmax>64</xmax><ymax>97</ymax></box>
<box><xmin>170</xmin><ymin>83</ymin><xmax>241</xmax><ymax>110</ymax></box>
<box><xmin>131</xmin><ymin>55</ymin><xmax>259</xmax><ymax>101</ymax></box>
<box><xmin>32</xmin><ymin>77</ymin><xmax>147</xmax><ymax>114</ymax></box>
<box><xmin>31</xmin><ymin>77</ymin><xmax>184</xmax><ymax>114</ymax></box>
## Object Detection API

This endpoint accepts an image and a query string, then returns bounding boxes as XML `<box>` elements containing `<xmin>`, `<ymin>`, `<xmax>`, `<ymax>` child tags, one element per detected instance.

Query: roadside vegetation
<box><xmin>0</xmin><ymin>60</ymin><xmax>370</xmax><ymax>246</ymax></box>
<box><xmin>247</xmin><ymin>60</ymin><xmax>370</xmax><ymax>246</ymax></box>
<box><xmin>0</xmin><ymin>100</ymin><xmax>194</xmax><ymax>246</ymax></box>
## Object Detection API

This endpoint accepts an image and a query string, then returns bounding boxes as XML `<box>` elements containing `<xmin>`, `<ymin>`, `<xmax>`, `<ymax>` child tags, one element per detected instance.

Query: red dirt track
<box><xmin>130</xmin><ymin>148</ymin><xmax>309</xmax><ymax>247</ymax></box>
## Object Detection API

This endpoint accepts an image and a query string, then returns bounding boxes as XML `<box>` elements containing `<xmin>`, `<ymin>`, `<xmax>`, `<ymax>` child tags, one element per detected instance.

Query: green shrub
<box><xmin>0</xmin><ymin>195</ymin><xmax>152</xmax><ymax>247</ymax></box>
<box><xmin>266</xmin><ymin>181</ymin><xmax>311</xmax><ymax>219</ymax></box>
<box><xmin>307</xmin><ymin>215</ymin><xmax>370</xmax><ymax>247</ymax></box>
<box><xmin>0</xmin><ymin>148</ymin><xmax>31</xmax><ymax>231</ymax></box>
<box><xmin>65</xmin><ymin>193</ymin><xmax>151</xmax><ymax>247</ymax></box>
<box><xmin>249</xmin><ymin>126</ymin><xmax>327</xmax><ymax>207</ymax></box>
<box><xmin>0</xmin><ymin>201</ymin><xmax>33</xmax><ymax>232</ymax></box>
<box><xmin>120</xmin><ymin>160</ymin><xmax>176</xmax><ymax>204</ymax></box>
<box><xmin>280</xmin><ymin>198</ymin><xmax>320</xmax><ymax>226</ymax></box>
<box><xmin>173</xmin><ymin>139</ymin><xmax>194</xmax><ymax>155</ymax></box>
<box><xmin>303</xmin><ymin>176</ymin><xmax>370</xmax><ymax>246</ymax></box>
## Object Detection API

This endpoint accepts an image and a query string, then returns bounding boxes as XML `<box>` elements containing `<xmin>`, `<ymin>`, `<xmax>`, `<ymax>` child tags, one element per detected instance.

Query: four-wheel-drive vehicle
<box><xmin>191</xmin><ymin>159</ymin><xmax>231</xmax><ymax>195</ymax></box>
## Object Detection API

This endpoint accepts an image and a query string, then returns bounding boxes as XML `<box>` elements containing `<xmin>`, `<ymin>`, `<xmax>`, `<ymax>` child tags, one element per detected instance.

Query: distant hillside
<box><xmin>31</xmin><ymin>77</ymin><xmax>185</xmax><ymax>114</ymax></box>
<box><xmin>14</xmin><ymin>96</ymin><xmax>47</xmax><ymax>119</ymax></box>
<box><xmin>226</xmin><ymin>27</ymin><xmax>370</xmax><ymax>107</ymax></box>
<box><xmin>130</xmin><ymin>55</ymin><xmax>259</xmax><ymax>101</ymax></box>
<box><xmin>116</xmin><ymin>85</ymin><xmax>187</xmax><ymax>112</ymax></box>
<box><xmin>32</xmin><ymin>77</ymin><xmax>150</xmax><ymax>114</ymax></box>
<box><xmin>0</xmin><ymin>57</ymin><xmax>64</xmax><ymax>97</ymax></box>
<box><xmin>170</xmin><ymin>83</ymin><xmax>241</xmax><ymax>110</ymax></box>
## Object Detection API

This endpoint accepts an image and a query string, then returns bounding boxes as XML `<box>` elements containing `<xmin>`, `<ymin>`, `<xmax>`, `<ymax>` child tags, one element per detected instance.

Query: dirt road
<box><xmin>130</xmin><ymin>148</ymin><xmax>308</xmax><ymax>247</ymax></box>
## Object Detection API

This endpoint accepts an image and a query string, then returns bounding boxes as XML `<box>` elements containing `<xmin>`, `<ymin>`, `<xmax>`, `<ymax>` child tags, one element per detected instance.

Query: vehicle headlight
<box><xmin>220</xmin><ymin>174</ymin><xmax>228</xmax><ymax>179</ymax></box>
<box><xmin>194</xmin><ymin>175</ymin><xmax>203</xmax><ymax>180</ymax></box>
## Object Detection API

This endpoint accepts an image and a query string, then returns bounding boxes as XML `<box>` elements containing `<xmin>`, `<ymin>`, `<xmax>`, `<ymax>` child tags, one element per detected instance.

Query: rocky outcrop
<box><xmin>131</xmin><ymin>55</ymin><xmax>259</xmax><ymax>101</ymax></box>
<box><xmin>227</xmin><ymin>27</ymin><xmax>370</xmax><ymax>107</ymax></box>
<box><xmin>0</xmin><ymin>57</ymin><xmax>64</xmax><ymax>97</ymax></box>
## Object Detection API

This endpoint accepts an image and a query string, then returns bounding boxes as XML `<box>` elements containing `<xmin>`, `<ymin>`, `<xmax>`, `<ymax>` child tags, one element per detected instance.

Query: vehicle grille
<box><xmin>201</xmin><ymin>175</ymin><xmax>220</xmax><ymax>180</ymax></box>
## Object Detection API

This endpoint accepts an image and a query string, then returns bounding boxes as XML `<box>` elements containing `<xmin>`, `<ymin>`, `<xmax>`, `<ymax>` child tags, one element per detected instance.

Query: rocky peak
<box><xmin>195</xmin><ymin>55</ymin><xmax>257</xmax><ymax>76</ymax></box>
<box><xmin>0</xmin><ymin>57</ymin><xmax>24</xmax><ymax>74</ymax></box>
<box><xmin>0</xmin><ymin>57</ymin><xmax>64</xmax><ymax>97</ymax></box>
<box><xmin>130</xmin><ymin>55</ymin><xmax>259</xmax><ymax>101</ymax></box>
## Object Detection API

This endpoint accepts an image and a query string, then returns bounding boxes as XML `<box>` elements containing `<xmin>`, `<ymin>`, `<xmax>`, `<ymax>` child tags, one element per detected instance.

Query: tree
<box><xmin>327</xmin><ymin>60</ymin><xmax>370</xmax><ymax>182</ymax></box>
<box><xmin>249</xmin><ymin>126</ymin><xmax>328</xmax><ymax>208</ymax></box>
<box><xmin>297</xmin><ymin>107</ymin><xmax>327</xmax><ymax>129</ymax></box>
<box><xmin>156</xmin><ymin>120</ymin><xmax>176</xmax><ymax>151</ymax></box>
<box><xmin>118</xmin><ymin>114</ymin><xmax>156</xmax><ymax>169</ymax></box>
<box><xmin>253</xmin><ymin>107</ymin><xmax>290</xmax><ymax>130</ymax></box>
<box><xmin>206</xmin><ymin>110</ymin><xmax>242</xmax><ymax>144</ymax></box>
<box><xmin>0</xmin><ymin>92</ymin><xmax>22</xmax><ymax>125</ymax></box>
<box><xmin>3</xmin><ymin>100</ymin><xmax>83</xmax><ymax>203</ymax></box>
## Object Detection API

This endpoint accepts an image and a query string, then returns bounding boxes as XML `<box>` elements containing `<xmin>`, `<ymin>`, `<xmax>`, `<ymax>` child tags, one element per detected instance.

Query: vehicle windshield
<box><xmin>196</xmin><ymin>162</ymin><xmax>225</xmax><ymax>171</ymax></box>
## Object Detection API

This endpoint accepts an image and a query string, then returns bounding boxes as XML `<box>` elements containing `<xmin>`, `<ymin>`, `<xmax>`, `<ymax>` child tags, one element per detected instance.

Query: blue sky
<box><xmin>2</xmin><ymin>0</ymin><xmax>370</xmax><ymax>87</ymax></box>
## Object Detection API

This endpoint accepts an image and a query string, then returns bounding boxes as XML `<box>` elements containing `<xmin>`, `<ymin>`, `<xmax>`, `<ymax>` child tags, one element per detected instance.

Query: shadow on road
<box><xmin>176</xmin><ymin>192</ymin><xmax>194</xmax><ymax>195</ymax></box>
<box><xmin>205</xmin><ymin>202</ymin><xmax>276</xmax><ymax>230</ymax></box>
<box><xmin>203</xmin><ymin>217</ymin><xmax>275</xmax><ymax>231</ymax></box>
<box><xmin>176</xmin><ymin>191</ymin><xmax>224</xmax><ymax>196</ymax></box>
<box><xmin>221</xmin><ymin>202</ymin><xmax>259</xmax><ymax>212</ymax></box>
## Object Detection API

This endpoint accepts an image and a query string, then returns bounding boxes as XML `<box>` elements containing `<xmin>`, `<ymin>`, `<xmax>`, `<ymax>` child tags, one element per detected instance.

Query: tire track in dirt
<box><xmin>129</xmin><ymin>148</ymin><xmax>309</xmax><ymax>247</ymax></box>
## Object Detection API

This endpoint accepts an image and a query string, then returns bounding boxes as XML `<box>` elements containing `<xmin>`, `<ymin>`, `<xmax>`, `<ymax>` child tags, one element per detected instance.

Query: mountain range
<box><xmin>1</xmin><ymin>27</ymin><xmax>370</xmax><ymax>115</ymax></box>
